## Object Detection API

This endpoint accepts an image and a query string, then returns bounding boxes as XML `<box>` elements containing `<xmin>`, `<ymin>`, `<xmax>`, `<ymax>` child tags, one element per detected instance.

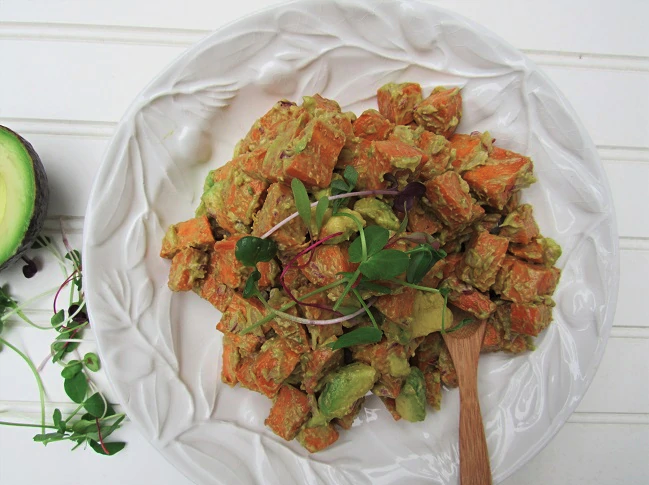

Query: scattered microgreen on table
<box><xmin>0</xmin><ymin>234</ymin><xmax>126</xmax><ymax>455</ymax></box>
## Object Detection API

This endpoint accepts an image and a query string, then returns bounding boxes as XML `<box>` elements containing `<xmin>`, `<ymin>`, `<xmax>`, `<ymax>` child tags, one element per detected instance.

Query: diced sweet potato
<box><xmin>302</xmin><ymin>94</ymin><xmax>354</xmax><ymax>140</ymax></box>
<box><xmin>336</xmin><ymin>139</ymin><xmax>388</xmax><ymax>190</ymax></box>
<box><xmin>302</xmin><ymin>347</ymin><xmax>344</xmax><ymax>394</ymax></box>
<box><xmin>481</xmin><ymin>321</ymin><xmax>502</xmax><ymax>353</ymax></box>
<box><xmin>202</xmin><ymin>167</ymin><xmax>268</xmax><ymax>235</ymax></box>
<box><xmin>425</xmin><ymin>171</ymin><xmax>481</xmax><ymax>227</ymax></box>
<box><xmin>217</xmin><ymin>292</ymin><xmax>267</xmax><ymax>336</ymax></box>
<box><xmin>196</xmin><ymin>251</ymin><xmax>235</xmax><ymax>311</ymax></box>
<box><xmin>210</xmin><ymin>236</ymin><xmax>278</xmax><ymax>290</ymax></box>
<box><xmin>499</xmin><ymin>204</ymin><xmax>540</xmax><ymax>244</ymax></box>
<box><xmin>498</xmin><ymin>301</ymin><xmax>554</xmax><ymax>337</ymax></box>
<box><xmin>219</xmin><ymin>330</ymin><xmax>263</xmax><ymax>355</ymax></box>
<box><xmin>413</xmin><ymin>86</ymin><xmax>462</xmax><ymax>138</ymax></box>
<box><xmin>254</xmin><ymin>338</ymin><xmax>301</xmax><ymax>398</ymax></box>
<box><xmin>160</xmin><ymin>215</ymin><xmax>215</xmax><ymax>259</ymax></box>
<box><xmin>265</xmin><ymin>385</ymin><xmax>311</xmax><ymax>441</ymax></box>
<box><xmin>448</xmin><ymin>132</ymin><xmax>492</xmax><ymax>172</ymax></box>
<box><xmin>352</xmin><ymin>340</ymin><xmax>411</xmax><ymax>378</ymax></box>
<box><xmin>442</xmin><ymin>276</ymin><xmax>496</xmax><ymax>320</ymax></box>
<box><xmin>472</xmin><ymin>213</ymin><xmax>502</xmax><ymax>234</ymax></box>
<box><xmin>252</xmin><ymin>182</ymin><xmax>308</xmax><ymax>250</ymax></box>
<box><xmin>167</xmin><ymin>247</ymin><xmax>209</xmax><ymax>291</ymax></box>
<box><xmin>374</xmin><ymin>139</ymin><xmax>428</xmax><ymax>180</ymax></box>
<box><xmin>413</xmin><ymin>331</ymin><xmax>443</xmax><ymax>371</ymax></box>
<box><xmin>377</xmin><ymin>82</ymin><xmax>423</xmax><ymax>125</ymax></box>
<box><xmin>334</xmin><ymin>397</ymin><xmax>364</xmax><ymax>430</ymax></box>
<box><xmin>221</xmin><ymin>335</ymin><xmax>240</xmax><ymax>386</ymax></box>
<box><xmin>457</xmin><ymin>231</ymin><xmax>509</xmax><ymax>292</ymax></box>
<box><xmin>353</xmin><ymin>109</ymin><xmax>394</xmax><ymax>140</ymax></box>
<box><xmin>418</xmin><ymin>131</ymin><xmax>455</xmax><ymax>180</ymax></box>
<box><xmin>423</xmin><ymin>368</ymin><xmax>442</xmax><ymax>410</ymax></box>
<box><xmin>378</xmin><ymin>396</ymin><xmax>401</xmax><ymax>421</ymax></box>
<box><xmin>407</xmin><ymin>202</ymin><xmax>443</xmax><ymax>234</ymax></box>
<box><xmin>501</xmin><ymin>334</ymin><xmax>533</xmax><ymax>354</ymax></box>
<box><xmin>233</xmin><ymin>146</ymin><xmax>269</xmax><ymax>182</ymax></box>
<box><xmin>296</xmin><ymin>423</ymin><xmax>339</xmax><ymax>453</ymax></box>
<box><xmin>502</xmin><ymin>190</ymin><xmax>521</xmax><ymax>214</ymax></box>
<box><xmin>462</xmin><ymin>146</ymin><xmax>535</xmax><ymax>210</ymax></box>
<box><xmin>282</xmin><ymin>265</ymin><xmax>310</xmax><ymax>291</ymax></box>
<box><xmin>508</xmin><ymin>237</ymin><xmax>562</xmax><ymax>267</ymax></box>
<box><xmin>283</xmin><ymin>118</ymin><xmax>346</xmax><ymax>188</ymax></box>
<box><xmin>493</xmin><ymin>256</ymin><xmax>561</xmax><ymax>303</ymax></box>
<box><xmin>375</xmin><ymin>287</ymin><xmax>417</xmax><ymax>325</ymax></box>
<box><xmin>438</xmin><ymin>344</ymin><xmax>458</xmax><ymax>388</ymax></box>
<box><xmin>235</xmin><ymin>356</ymin><xmax>260</xmax><ymax>392</ymax></box>
<box><xmin>372</xmin><ymin>373</ymin><xmax>404</xmax><ymax>399</ymax></box>
<box><xmin>299</xmin><ymin>244</ymin><xmax>353</xmax><ymax>287</ymax></box>
<box><xmin>235</xmin><ymin>100</ymin><xmax>305</xmax><ymax>155</ymax></box>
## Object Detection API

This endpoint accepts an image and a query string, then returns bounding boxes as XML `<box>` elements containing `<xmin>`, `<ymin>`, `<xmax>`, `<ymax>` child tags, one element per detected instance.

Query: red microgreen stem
<box><xmin>95</xmin><ymin>418</ymin><xmax>110</xmax><ymax>455</ymax></box>
<box><xmin>263</xmin><ymin>297</ymin><xmax>377</xmax><ymax>326</ymax></box>
<box><xmin>53</xmin><ymin>272</ymin><xmax>78</xmax><ymax>314</ymax></box>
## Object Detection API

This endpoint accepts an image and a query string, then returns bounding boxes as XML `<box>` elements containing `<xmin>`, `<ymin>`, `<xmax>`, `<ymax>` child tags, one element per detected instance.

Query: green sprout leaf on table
<box><xmin>0</xmin><ymin>234</ymin><xmax>126</xmax><ymax>456</ymax></box>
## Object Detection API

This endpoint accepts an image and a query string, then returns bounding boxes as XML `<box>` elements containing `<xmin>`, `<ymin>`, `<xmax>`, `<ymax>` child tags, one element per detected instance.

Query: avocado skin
<box><xmin>0</xmin><ymin>125</ymin><xmax>49</xmax><ymax>272</ymax></box>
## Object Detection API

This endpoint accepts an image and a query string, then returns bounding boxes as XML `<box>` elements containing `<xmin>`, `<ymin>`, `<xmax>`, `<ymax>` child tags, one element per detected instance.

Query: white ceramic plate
<box><xmin>83</xmin><ymin>1</ymin><xmax>619</xmax><ymax>484</ymax></box>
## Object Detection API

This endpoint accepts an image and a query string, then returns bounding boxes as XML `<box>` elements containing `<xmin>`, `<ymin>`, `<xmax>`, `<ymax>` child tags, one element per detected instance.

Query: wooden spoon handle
<box><xmin>458</xmin><ymin>377</ymin><xmax>492</xmax><ymax>485</ymax></box>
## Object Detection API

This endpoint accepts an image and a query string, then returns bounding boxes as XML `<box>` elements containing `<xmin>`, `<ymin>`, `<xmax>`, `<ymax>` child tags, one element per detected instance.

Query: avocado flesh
<box><xmin>0</xmin><ymin>126</ymin><xmax>48</xmax><ymax>271</ymax></box>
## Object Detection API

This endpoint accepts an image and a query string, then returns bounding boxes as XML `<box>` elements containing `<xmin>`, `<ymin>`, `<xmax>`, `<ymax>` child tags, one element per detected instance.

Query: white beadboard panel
<box><xmin>0</xmin><ymin>40</ymin><xmax>648</xmax><ymax>149</ymax></box>
<box><xmin>0</xmin><ymin>423</ymin><xmax>194</xmax><ymax>485</ymax></box>
<box><xmin>0</xmin><ymin>40</ymin><xmax>186</xmax><ymax>123</ymax></box>
<box><xmin>603</xmin><ymin>162</ymin><xmax>649</xmax><ymax>239</ymax></box>
<box><xmin>616</xmin><ymin>249</ymin><xmax>649</xmax><ymax>328</ymax></box>
<box><xmin>576</xmin><ymin>338</ymin><xmax>649</xmax><ymax>414</ymax></box>
<box><xmin>502</xmin><ymin>422</ymin><xmax>649</xmax><ymax>485</ymax></box>
<box><xmin>541</xmin><ymin>67</ymin><xmax>649</xmax><ymax>149</ymax></box>
<box><xmin>2</xmin><ymin>0</ymin><xmax>649</xmax><ymax>57</ymax></box>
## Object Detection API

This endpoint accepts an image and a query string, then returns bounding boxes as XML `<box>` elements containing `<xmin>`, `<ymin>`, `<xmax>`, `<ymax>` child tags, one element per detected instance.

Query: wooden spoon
<box><xmin>442</xmin><ymin>315</ymin><xmax>492</xmax><ymax>485</ymax></box>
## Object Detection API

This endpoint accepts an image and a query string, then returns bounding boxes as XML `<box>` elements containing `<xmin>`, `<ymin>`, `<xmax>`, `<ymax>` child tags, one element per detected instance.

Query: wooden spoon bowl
<box><xmin>442</xmin><ymin>315</ymin><xmax>492</xmax><ymax>485</ymax></box>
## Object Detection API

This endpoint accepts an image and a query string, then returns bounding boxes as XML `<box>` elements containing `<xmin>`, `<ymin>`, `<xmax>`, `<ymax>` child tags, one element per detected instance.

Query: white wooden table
<box><xmin>1</xmin><ymin>1</ymin><xmax>648</xmax><ymax>484</ymax></box>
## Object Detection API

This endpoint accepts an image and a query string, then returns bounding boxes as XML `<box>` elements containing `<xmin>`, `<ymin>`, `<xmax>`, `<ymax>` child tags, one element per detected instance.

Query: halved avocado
<box><xmin>0</xmin><ymin>125</ymin><xmax>49</xmax><ymax>271</ymax></box>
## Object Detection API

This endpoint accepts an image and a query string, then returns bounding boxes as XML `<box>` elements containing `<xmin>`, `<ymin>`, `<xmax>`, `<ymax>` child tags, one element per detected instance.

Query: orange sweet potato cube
<box><xmin>167</xmin><ymin>247</ymin><xmax>209</xmax><ymax>292</ymax></box>
<box><xmin>336</xmin><ymin>139</ymin><xmax>389</xmax><ymax>190</ymax></box>
<box><xmin>373</xmin><ymin>373</ymin><xmax>404</xmax><ymax>399</ymax></box>
<box><xmin>413</xmin><ymin>86</ymin><xmax>462</xmax><ymax>138</ymax></box>
<box><xmin>211</xmin><ymin>236</ymin><xmax>278</xmax><ymax>290</ymax></box>
<box><xmin>375</xmin><ymin>287</ymin><xmax>417</xmax><ymax>325</ymax></box>
<box><xmin>254</xmin><ymin>338</ymin><xmax>301</xmax><ymax>398</ymax></box>
<box><xmin>221</xmin><ymin>335</ymin><xmax>240</xmax><ymax>386</ymax></box>
<box><xmin>499</xmin><ymin>204</ymin><xmax>540</xmax><ymax>244</ymax></box>
<box><xmin>160</xmin><ymin>215</ymin><xmax>215</xmax><ymax>259</ymax></box>
<box><xmin>457</xmin><ymin>231</ymin><xmax>510</xmax><ymax>292</ymax></box>
<box><xmin>418</xmin><ymin>131</ymin><xmax>454</xmax><ymax>180</ymax></box>
<box><xmin>377</xmin><ymin>82</ymin><xmax>423</xmax><ymax>125</ymax></box>
<box><xmin>438</xmin><ymin>344</ymin><xmax>458</xmax><ymax>388</ymax></box>
<box><xmin>508</xmin><ymin>237</ymin><xmax>562</xmax><ymax>267</ymax></box>
<box><xmin>252</xmin><ymin>182</ymin><xmax>308</xmax><ymax>250</ymax></box>
<box><xmin>301</xmin><ymin>347</ymin><xmax>344</xmax><ymax>394</ymax></box>
<box><xmin>374</xmin><ymin>139</ymin><xmax>428</xmax><ymax>180</ymax></box>
<box><xmin>297</xmin><ymin>423</ymin><xmax>339</xmax><ymax>452</ymax></box>
<box><xmin>303</xmin><ymin>94</ymin><xmax>354</xmax><ymax>139</ymax></box>
<box><xmin>235</xmin><ymin>356</ymin><xmax>260</xmax><ymax>392</ymax></box>
<box><xmin>509</xmin><ymin>302</ymin><xmax>553</xmax><ymax>336</ymax></box>
<box><xmin>462</xmin><ymin>146</ymin><xmax>535</xmax><ymax>210</ymax></box>
<box><xmin>425</xmin><ymin>171</ymin><xmax>481</xmax><ymax>227</ymax></box>
<box><xmin>407</xmin><ymin>203</ymin><xmax>443</xmax><ymax>234</ymax></box>
<box><xmin>236</xmin><ymin>100</ymin><xmax>304</xmax><ymax>154</ymax></box>
<box><xmin>442</xmin><ymin>275</ymin><xmax>496</xmax><ymax>320</ymax></box>
<box><xmin>217</xmin><ymin>292</ymin><xmax>267</xmax><ymax>335</ymax></box>
<box><xmin>493</xmin><ymin>256</ymin><xmax>561</xmax><ymax>303</ymax></box>
<box><xmin>481</xmin><ymin>321</ymin><xmax>503</xmax><ymax>353</ymax></box>
<box><xmin>379</xmin><ymin>396</ymin><xmax>401</xmax><ymax>421</ymax></box>
<box><xmin>423</xmin><ymin>368</ymin><xmax>442</xmax><ymax>410</ymax></box>
<box><xmin>265</xmin><ymin>385</ymin><xmax>311</xmax><ymax>441</ymax></box>
<box><xmin>284</xmin><ymin>118</ymin><xmax>346</xmax><ymax>188</ymax></box>
<box><xmin>299</xmin><ymin>245</ymin><xmax>353</xmax><ymax>287</ymax></box>
<box><xmin>353</xmin><ymin>109</ymin><xmax>394</xmax><ymax>140</ymax></box>
<box><xmin>448</xmin><ymin>132</ymin><xmax>492</xmax><ymax>172</ymax></box>
<box><xmin>217</xmin><ymin>329</ymin><xmax>263</xmax><ymax>355</ymax></box>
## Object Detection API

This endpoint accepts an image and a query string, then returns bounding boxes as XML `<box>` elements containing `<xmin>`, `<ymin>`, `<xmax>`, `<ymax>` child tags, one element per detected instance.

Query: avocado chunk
<box><xmin>412</xmin><ymin>291</ymin><xmax>453</xmax><ymax>338</ymax></box>
<box><xmin>353</xmin><ymin>197</ymin><xmax>401</xmax><ymax>231</ymax></box>
<box><xmin>395</xmin><ymin>367</ymin><xmax>427</xmax><ymax>422</ymax></box>
<box><xmin>0</xmin><ymin>126</ymin><xmax>49</xmax><ymax>271</ymax></box>
<box><xmin>318</xmin><ymin>362</ymin><xmax>378</xmax><ymax>420</ymax></box>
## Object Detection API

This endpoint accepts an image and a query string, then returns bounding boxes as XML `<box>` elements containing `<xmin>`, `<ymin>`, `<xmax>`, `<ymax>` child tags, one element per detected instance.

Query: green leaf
<box><xmin>100</xmin><ymin>415</ymin><xmax>125</xmax><ymax>441</ymax></box>
<box><xmin>349</xmin><ymin>226</ymin><xmax>390</xmax><ymax>264</ymax></box>
<box><xmin>406</xmin><ymin>249</ymin><xmax>434</xmax><ymax>285</ymax></box>
<box><xmin>327</xmin><ymin>327</ymin><xmax>383</xmax><ymax>350</ymax></box>
<box><xmin>33</xmin><ymin>432</ymin><xmax>65</xmax><ymax>443</ymax></box>
<box><xmin>291</xmin><ymin>178</ymin><xmax>311</xmax><ymax>228</ymax></box>
<box><xmin>330</xmin><ymin>179</ymin><xmax>349</xmax><ymax>196</ymax></box>
<box><xmin>64</xmin><ymin>372</ymin><xmax>88</xmax><ymax>403</ymax></box>
<box><xmin>61</xmin><ymin>360</ymin><xmax>82</xmax><ymax>379</ymax></box>
<box><xmin>359</xmin><ymin>249</ymin><xmax>410</xmax><ymax>280</ymax></box>
<box><xmin>84</xmin><ymin>352</ymin><xmax>100</xmax><ymax>372</ymax></box>
<box><xmin>31</xmin><ymin>235</ymin><xmax>52</xmax><ymax>249</ymax></box>
<box><xmin>356</xmin><ymin>280</ymin><xmax>392</xmax><ymax>295</ymax></box>
<box><xmin>65</xmin><ymin>250</ymin><xmax>82</xmax><ymax>268</ymax></box>
<box><xmin>342</xmin><ymin>165</ymin><xmax>358</xmax><ymax>190</ymax></box>
<box><xmin>89</xmin><ymin>440</ymin><xmax>126</xmax><ymax>456</ymax></box>
<box><xmin>397</xmin><ymin>211</ymin><xmax>409</xmax><ymax>235</ymax></box>
<box><xmin>72</xmin><ymin>419</ymin><xmax>97</xmax><ymax>434</ymax></box>
<box><xmin>51</xmin><ymin>310</ymin><xmax>65</xmax><ymax>327</ymax></box>
<box><xmin>439</xmin><ymin>286</ymin><xmax>452</xmax><ymax>298</ymax></box>
<box><xmin>52</xmin><ymin>408</ymin><xmax>65</xmax><ymax>433</ymax></box>
<box><xmin>234</xmin><ymin>236</ymin><xmax>277</xmax><ymax>267</ymax></box>
<box><xmin>84</xmin><ymin>393</ymin><xmax>108</xmax><ymax>418</ymax></box>
<box><xmin>315</xmin><ymin>197</ymin><xmax>329</xmax><ymax>231</ymax></box>
<box><xmin>242</xmin><ymin>270</ymin><xmax>261</xmax><ymax>299</ymax></box>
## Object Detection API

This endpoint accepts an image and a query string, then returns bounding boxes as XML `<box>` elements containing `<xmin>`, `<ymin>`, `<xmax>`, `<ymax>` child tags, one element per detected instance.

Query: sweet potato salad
<box><xmin>160</xmin><ymin>82</ymin><xmax>562</xmax><ymax>452</ymax></box>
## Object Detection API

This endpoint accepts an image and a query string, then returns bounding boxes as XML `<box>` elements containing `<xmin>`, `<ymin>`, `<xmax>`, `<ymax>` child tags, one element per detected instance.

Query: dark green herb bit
<box><xmin>234</xmin><ymin>236</ymin><xmax>278</xmax><ymax>267</ymax></box>
<box><xmin>327</xmin><ymin>327</ymin><xmax>383</xmax><ymax>350</ymax></box>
